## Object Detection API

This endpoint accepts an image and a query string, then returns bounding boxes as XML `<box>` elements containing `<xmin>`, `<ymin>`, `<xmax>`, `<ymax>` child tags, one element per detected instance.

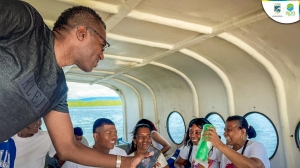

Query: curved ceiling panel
<box><xmin>104</xmin><ymin>39</ymin><xmax>167</xmax><ymax>59</ymax></box>
<box><xmin>228</xmin><ymin>19</ymin><xmax>300</xmax><ymax>74</ymax></box>
<box><xmin>113</xmin><ymin>74</ymin><xmax>157</xmax><ymax>126</ymax></box>
<box><xmin>155</xmin><ymin>52</ymin><xmax>229</xmax><ymax>117</ymax></box>
<box><xmin>188</xmin><ymin>36</ymin><xmax>278</xmax><ymax>115</ymax></box>
<box><xmin>125</xmin><ymin>65</ymin><xmax>194</xmax><ymax>122</ymax></box>
<box><xmin>133</xmin><ymin>0</ymin><xmax>262</xmax><ymax>26</ymax></box>
<box><xmin>110</xmin><ymin>18</ymin><xmax>200</xmax><ymax>44</ymax></box>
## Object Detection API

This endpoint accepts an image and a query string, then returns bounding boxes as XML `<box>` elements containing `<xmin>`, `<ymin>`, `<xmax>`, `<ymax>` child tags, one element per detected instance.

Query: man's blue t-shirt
<box><xmin>0</xmin><ymin>138</ymin><xmax>16</xmax><ymax>168</ymax></box>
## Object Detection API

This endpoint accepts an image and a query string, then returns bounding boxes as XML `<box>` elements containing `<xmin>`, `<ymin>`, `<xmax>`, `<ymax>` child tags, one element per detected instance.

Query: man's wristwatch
<box><xmin>116</xmin><ymin>155</ymin><xmax>121</xmax><ymax>168</ymax></box>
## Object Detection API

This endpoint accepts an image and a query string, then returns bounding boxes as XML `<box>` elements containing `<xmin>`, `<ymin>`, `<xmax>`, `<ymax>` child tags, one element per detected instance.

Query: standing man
<box><xmin>0</xmin><ymin>1</ymin><xmax>149</xmax><ymax>167</ymax></box>
<box><xmin>63</xmin><ymin>118</ymin><xmax>127</xmax><ymax>168</ymax></box>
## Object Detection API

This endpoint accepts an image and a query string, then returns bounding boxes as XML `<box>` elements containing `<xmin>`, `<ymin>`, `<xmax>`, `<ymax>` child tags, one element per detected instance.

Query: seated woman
<box><xmin>128</xmin><ymin>124</ymin><xmax>169</xmax><ymax>168</ymax></box>
<box><xmin>205</xmin><ymin>115</ymin><xmax>270</xmax><ymax>168</ymax></box>
<box><xmin>136</xmin><ymin>119</ymin><xmax>171</xmax><ymax>154</ymax></box>
<box><xmin>175</xmin><ymin>118</ymin><xmax>221</xmax><ymax>168</ymax></box>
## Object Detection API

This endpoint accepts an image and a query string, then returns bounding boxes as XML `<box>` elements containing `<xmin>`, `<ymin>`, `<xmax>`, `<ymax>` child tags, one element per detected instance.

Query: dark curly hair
<box><xmin>136</xmin><ymin>119</ymin><xmax>158</xmax><ymax>131</ymax></box>
<box><xmin>184</xmin><ymin>118</ymin><xmax>211</xmax><ymax>146</ymax></box>
<box><xmin>53</xmin><ymin>6</ymin><xmax>106</xmax><ymax>31</ymax></box>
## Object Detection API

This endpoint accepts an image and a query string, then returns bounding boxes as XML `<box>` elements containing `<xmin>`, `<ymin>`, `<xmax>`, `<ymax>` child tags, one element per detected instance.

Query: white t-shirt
<box><xmin>220</xmin><ymin>140</ymin><xmax>270</xmax><ymax>168</ymax></box>
<box><xmin>12</xmin><ymin>130</ymin><xmax>56</xmax><ymax>168</ymax></box>
<box><xmin>129</xmin><ymin>152</ymin><xmax>168</xmax><ymax>168</ymax></box>
<box><xmin>151</xmin><ymin>130</ymin><xmax>163</xmax><ymax>150</ymax></box>
<box><xmin>179</xmin><ymin>144</ymin><xmax>221</xmax><ymax>168</ymax></box>
<box><xmin>62</xmin><ymin>147</ymin><xmax>127</xmax><ymax>168</ymax></box>
<box><xmin>81</xmin><ymin>136</ymin><xmax>89</xmax><ymax>146</ymax></box>
<box><xmin>179</xmin><ymin>145</ymin><xmax>197</xmax><ymax>164</ymax></box>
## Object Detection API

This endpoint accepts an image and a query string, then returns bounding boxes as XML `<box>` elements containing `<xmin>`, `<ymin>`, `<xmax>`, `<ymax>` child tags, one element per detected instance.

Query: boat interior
<box><xmin>24</xmin><ymin>0</ymin><xmax>300</xmax><ymax>167</ymax></box>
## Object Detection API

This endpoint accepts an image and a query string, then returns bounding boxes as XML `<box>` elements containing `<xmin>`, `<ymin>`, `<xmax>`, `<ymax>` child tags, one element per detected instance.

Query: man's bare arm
<box><xmin>44</xmin><ymin>110</ymin><xmax>150</xmax><ymax>168</ymax></box>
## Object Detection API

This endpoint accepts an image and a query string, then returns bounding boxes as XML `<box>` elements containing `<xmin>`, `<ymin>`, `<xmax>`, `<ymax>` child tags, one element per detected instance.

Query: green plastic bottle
<box><xmin>194</xmin><ymin>124</ymin><xmax>214</xmax><ymax>168</ymax></box>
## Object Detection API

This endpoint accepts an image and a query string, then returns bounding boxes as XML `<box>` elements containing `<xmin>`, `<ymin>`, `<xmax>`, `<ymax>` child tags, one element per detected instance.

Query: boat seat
<box><xmin>166</xmin><ymin>148</ymin><xmax>181</xmax><ymax>168</ymax></box>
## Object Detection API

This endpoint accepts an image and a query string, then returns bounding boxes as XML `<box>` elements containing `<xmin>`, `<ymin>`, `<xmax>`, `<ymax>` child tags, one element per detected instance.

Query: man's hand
<box><xmin>203</xmin><ymin>127</ymin><xmax>223</xmax><ymax>148</ymax></box>
<box><xmin>121</xmin><ymin>152</ymin><xmax>153</xmax><ymax>168</ymax></box>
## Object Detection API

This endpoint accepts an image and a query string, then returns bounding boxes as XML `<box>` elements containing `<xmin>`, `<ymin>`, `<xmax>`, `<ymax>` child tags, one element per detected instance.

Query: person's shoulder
<box><xmin>35</xmin><ymin>130</ymin><xmax>52</xmax><ymax>143</ymax></box>
<box><xmin>178</xmin><ymin>145</ymin><xmax>190</xmax><ymax>155</ymax></box>
<box><xmin>248</xmin><ymin>140</ymin><xmax>263</xmax><ymax>146</ymax></box>
<box><xmin>1</xmin><ymin>1</ymin><xmax>35</xmax><ymax>13</ymax></box>
<box><xmin>37</xmin><ymin>130</ymin><xmax>50</xmax><ymax>137</ymax></box>
<box><xmin>247</xmin><ymin>140</ymin><xmax>267</xmax><ymax>151</ymax></box>
<box><xmin>38</xmin><ymin>130</ymin><xmax>49</xmax><ymax>134</ymax></box>
<box><xmin>0</xmin><ymin>1</ymin><xmax>25</xmax><ymax>7</ymax></box>
<box><xmin>128</xmin><ymin>152</ymin><xmax>135</xmax><ymax>156</ymax></box>
<box><xmin>151</xmin><ymin>130</ymin><xmax>158</xmax><ymax>134</ymax></box>
<box><xmin>80</xmin><ymin>136</ymin><xmax>89</xmax><ymax>146</ymax></box>
<box><xmin>112</xmin><ymin>146</ymin><xmax>124</xmax><ymax>151</ymax></box>
<box><xmin>110</xmin><ymin>146</ymin><xmax>127</xmax><ymax>156</ymax></box>
<box><xmin>212</xmin><ymin>146</ymin><xmax>220</xmax><ymax>153</ymax></box>
<box><xmin>182</xmin><ymin>145</ymin><xmax>191</xmax><ymax>150</ymax></box>
<box><xmin>0</xmin><ymin>138</ymin><xmax>13</xmax><ymax>145</ymax></box>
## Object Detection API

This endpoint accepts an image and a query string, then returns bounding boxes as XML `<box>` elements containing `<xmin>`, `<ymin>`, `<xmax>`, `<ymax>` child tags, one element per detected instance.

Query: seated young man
<box><xmin>12</xmin><ymin>119</ymin><xmax>56</xmax><ymax>168</ymax></box>
<box><xmin>62</xmin><ymin>118</ymin><xmax>127</xmax><ymax>168</ymax></box>
<box><xmin>74</xmin><ymin>127</ymin><xmax>89</xmax><ymax>147</ymax></box>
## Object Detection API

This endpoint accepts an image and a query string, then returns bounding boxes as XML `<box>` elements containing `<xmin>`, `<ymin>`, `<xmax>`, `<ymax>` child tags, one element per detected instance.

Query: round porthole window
<box><xmin>244</xmin><ymin>112</ymin><xmax>279</xmax><ymax>159</ymax></box>
<box><xmin>295</xmin><ymin>121</ymin><xmax>300</xmax><ymax>148</ymax></box>
<box><xmin>166</xmin><ymin>111</ymin><xmax>186</xmax><ymax>144</ymax></box>
<box><xmin>206</xmin><ymin>112</ymin><xmax>226</xmax><ymax>143</ymax></box>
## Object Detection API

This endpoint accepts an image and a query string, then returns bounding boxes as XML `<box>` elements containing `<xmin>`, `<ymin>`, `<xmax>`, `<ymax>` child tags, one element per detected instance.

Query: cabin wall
<box><xmin>279</xmin><ymin>54</ymin><xmax>300</xmax><ymax>168</ymax></box>
<box><xmin>126</xmin><ymin>65</ymin><xmax>194</xmax><ymax>154</ymax></box>
<box><xmin>115</xmin><ymin>75</ymin><xmax>156</xmax><ymax>127</ymax></box>
<box><xmin>156</xmin><ymin>52</ymin><xmax>229</xmax><ymax>118</ymax></box>
<box><xmin>277</xmin><ymin>68</ymin><xmax>300</xmax><ymax>167</ymax></box>
<box><xmin>224</xmin><ymin>27</ymin><xmax>300</xmax><ymax>167</ymax></box>
<box><xmin>103</xmin><ymin>80</ymin><xmax>140</xmax><ymax>143</ymax></box>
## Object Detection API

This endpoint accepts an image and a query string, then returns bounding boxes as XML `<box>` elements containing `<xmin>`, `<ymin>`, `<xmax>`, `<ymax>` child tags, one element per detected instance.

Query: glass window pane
<box><xmin>41</xmin><ymin>106</ymin><xmax>124</xmax><ymax>146</ymax></box>
<box><xmin>167</xmin><ymin>112</ymin><xmax>186</xmax><ymax>144</ymax></box>
<box><xmin>244</xmin><ymin>112</ymin><xmax>278</xmax><ymax>159</ymax></box>
<box><xmin>206</xmin><ymin>113</ymin><xmax>226</xmax><ymax>144</ymax></box>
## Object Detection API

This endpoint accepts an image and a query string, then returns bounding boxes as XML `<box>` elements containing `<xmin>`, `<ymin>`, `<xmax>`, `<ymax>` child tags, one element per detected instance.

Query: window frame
<box><xmin>205</xmin><ymin>112</ymin><xmax>226</xmax><ymax>143</ymax></box>
<box><xmin>244</xmin><ymin>111</ymin><xmax>279</xmax><ymax>159</ymax></box>
<box><xmin>205</xmin><ymin>112</ymin><xmax>225</xmax><ymax>123</ymax></box>
<box><xmin>166</xmin><ymin>111</ymin><xmax>186</xmax><ymax>145</ymax></box>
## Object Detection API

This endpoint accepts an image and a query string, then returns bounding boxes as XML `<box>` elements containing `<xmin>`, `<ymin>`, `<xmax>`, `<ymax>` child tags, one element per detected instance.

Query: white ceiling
<box><xmin>23</xmin><ymin>0</ymin><xmax>300</xmax><ymax>92</ymax></box>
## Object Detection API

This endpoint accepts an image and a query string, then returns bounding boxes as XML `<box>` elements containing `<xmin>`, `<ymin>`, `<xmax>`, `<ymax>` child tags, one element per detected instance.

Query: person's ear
<box><xmin>76</xmin><ymin>26</ymin><xmax>87</xmax><ymax>41</ymax></box>
<box><xmin>93</xmin><ymin>133</ymin><xmax>98</xmax><ymax>141</ymax></box>
<box><xmin>241</xmin><ymin>128</ymin><xmax>246</xmax><ymax>136</ymax></box>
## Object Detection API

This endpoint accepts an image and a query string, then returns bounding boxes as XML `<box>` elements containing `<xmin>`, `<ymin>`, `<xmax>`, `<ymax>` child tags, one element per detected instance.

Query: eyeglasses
<box><xmin>136</xmin><ymin>135</ymin><xmax>151</xmax><ymax>140</ymax></box>
<box><xmin>224</xmin><ymin>125</ymin><xmax>240</xmax><ymax>133</ymax></box>
<box><xmin>86</xmin><ymin>27</ymin><xmax>110</xmax><ymax>51</ymax></box>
